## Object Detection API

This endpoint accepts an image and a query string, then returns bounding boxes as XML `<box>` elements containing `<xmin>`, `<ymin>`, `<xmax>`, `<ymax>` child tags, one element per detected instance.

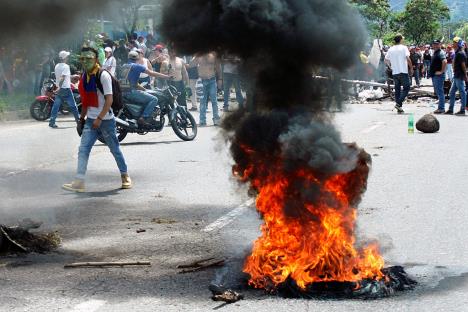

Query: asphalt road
<box><xmin>1</xmin><ymin>100</ymin><xmax>468</xmax><ymax>312</ymax></box>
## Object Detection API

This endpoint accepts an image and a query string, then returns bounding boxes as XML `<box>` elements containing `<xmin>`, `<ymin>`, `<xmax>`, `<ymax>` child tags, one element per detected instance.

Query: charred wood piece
<box><xmin>177</xmin><ymin>258</ymin><xmax>225</xmax><ymax>274</ymax></box>
<box><xmin>209</xmin><ymin>284</ymin><xmax>244</xmax><ymax>303</ymax></box>
<box><xmin>64</xmin><ymin>261</ymin><xmax>151</xmax><ymax>268</ymax></box>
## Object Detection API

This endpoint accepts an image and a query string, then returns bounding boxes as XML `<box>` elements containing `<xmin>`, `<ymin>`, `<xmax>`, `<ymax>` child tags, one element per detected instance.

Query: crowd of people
<box><xmin>384</xmin><ymin>34</ymin><xmax>467</xmax><ymax>114</ymax></box>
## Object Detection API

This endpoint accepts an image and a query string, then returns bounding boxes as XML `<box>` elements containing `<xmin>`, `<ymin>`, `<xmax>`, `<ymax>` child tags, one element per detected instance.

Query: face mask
<box><xmin>80</xmin><ymin>52</ymin><xmax>97</xmax><ymax>72</ymax></box>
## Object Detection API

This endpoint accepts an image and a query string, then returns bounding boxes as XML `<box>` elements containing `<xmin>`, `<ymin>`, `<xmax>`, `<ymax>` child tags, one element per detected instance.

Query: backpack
<box><xmin>96</xmin><ymin>69</ymin><xmax>123</xmax><ymax>115</ymax></box>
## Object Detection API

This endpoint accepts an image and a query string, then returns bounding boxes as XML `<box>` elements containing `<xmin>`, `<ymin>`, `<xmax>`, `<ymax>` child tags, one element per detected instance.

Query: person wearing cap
<box><xmin>446</xmin><ymin>37</ymin><xmax>467</xmax><ymax>115</ymax></box>
<box><xmin>48</xmin><ymin>50</ymin><xmax>80</xmax><ymax>128</ymax></box>
<box><xmin>429</xmin><ymin>39</ymin><xmax>447</xmax><ymax>114</ymax></box>
<box><xmin>385</xmin><ymin>34</ymin><xmax>413</xmax><ymax>113</ymax></box>
<box><xmin>103</xmin><ymin>47</ymin><xmax>116</xmax><ymax>77</ymax></box>
<box><xmin>161</xmin><ymin>46</ymin><xmax>189</xmax><ymax>108</ymax></box>
<box><xmin>63</xmin><ymin>47</ymin><xmax>131</xmax><ymax>192</ymax></box>
<box><xmin>149</xmin><ymin>44</ymin><xmax>168</xmax><ymax>88</ymax></box>
<box><xmin>120</xmin><ymin>50</ymin><xmax>172</xmax><ymax>127</ymax></box>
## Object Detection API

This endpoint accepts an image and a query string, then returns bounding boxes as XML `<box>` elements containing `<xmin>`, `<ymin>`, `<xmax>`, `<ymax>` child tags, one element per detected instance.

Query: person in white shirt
<box><xmin>103</xmin><ymin>47</ymin><xmax>116</xmax><ymax>77</ymax></box>
<box><xmin>62</xmin><ymin>47</ymin><xmax>131</xmax><ymax>192</ymax></box>
<box><xmin>385</xmin><ymin>34</ymin><xmax>413</xmax><ymax>113</ymax></box>
<box><xmin>49</xmin><ymin>50</ymin><xmax>80</xmax><ymax>128</ymax></box>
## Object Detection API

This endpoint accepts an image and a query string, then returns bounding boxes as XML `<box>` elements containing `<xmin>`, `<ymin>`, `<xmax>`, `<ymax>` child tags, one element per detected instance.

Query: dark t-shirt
<box><xmin>453</xmin><ymin>50</ymin><xmax>467</xmax><ymax>79</ymax></box>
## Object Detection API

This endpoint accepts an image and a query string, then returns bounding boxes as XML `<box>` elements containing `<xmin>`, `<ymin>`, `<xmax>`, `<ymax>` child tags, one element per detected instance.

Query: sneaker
<box><xmin>444</xmin><ymin>110</ymin><xmax>454</xmax><ymax>115</ymax></box>
<box><xmin>455</xmin><ymin>110</ymin><xmax>466</xmax><ymax>116</ymax></box>
<box><xmin>138</xmin><ymin>117</ymin><xmax>151</xmax><ymax>128</ymax></box>
<box><xmin>394</xmin><ymin>105</ymin><xmax>404</xmax><ymax>113</ymax></box>
<box><xmin>121</xmin><ymin>174</ymin><xmax>132</xmax><ymax>189</ymax></box>
<box><xmin>62</xmin><ymin>180</ymin><xmax>85</xmax><ymax>193</ymax></box>
<box><xmin>433</xmin><ymin>109</ymin><xmax>445</xmax><ymax>114</ymax></box>
<box><xmin>49</xmin><ymin>124</ymin><xmax>58</xmax><ymax>129</ymax></box>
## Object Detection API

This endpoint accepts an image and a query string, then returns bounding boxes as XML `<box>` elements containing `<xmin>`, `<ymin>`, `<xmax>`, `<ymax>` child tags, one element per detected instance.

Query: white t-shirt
<box><xmin>385</xmin><ymin>44</ymin><xmax>410</xmax><ymax>75</ymax></box>
<box><xmin>55</xmin><ymin>63</ymin><xmax>71</xmax><ymax>89</ymax></box>
<box><xmin>104</xmin><ymin>56</ymin><xmax>116</xmax><ymax>77</ymax></box>
<box><xmin>87</xmin><ymin>71</ymin><xmax>114</xmax><ymax>120</ymax></box>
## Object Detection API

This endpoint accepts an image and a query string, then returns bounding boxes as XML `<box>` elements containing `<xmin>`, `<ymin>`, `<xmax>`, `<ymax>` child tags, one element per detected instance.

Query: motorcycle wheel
<box><xmin>170</xmin><ymin>106</ymin><xmax>197</xmax><ymax>141</ymax></box>
<box><xmin>97</xmin><ymin>125</ymin><xmax>128</xmax><ymax>144</ymax></box>
<box><xmin>30</xmin><ymin>99</ymin><xmax>51</xmax><ymax>121</ymax></box>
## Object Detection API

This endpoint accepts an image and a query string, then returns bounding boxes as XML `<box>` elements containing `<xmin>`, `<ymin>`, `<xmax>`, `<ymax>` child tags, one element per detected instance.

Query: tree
<box><xmin>400</xmin><ymin>0</ymin><xmax>450</xmax><ymax>45</ymax></box>
<box><xmin>350</xmin><ymin>0</ymin><xmax>392</xmax><ymax>40</ymax></box>
<box><xmin>454</xmin><ymin>22</ymin><xmax>468</xmax><ymax>40</ymax></box>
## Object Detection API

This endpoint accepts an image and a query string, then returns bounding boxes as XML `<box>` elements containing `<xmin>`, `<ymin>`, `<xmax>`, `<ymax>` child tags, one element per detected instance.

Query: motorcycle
<box><xmin>30</xmin><ymin>78</ymin><xmax>81</xmax><ymax>121</ymax></box>
<box><xmin>97</xmin><ymin>85</ymin><xmax>197</xmax><ymax>143</ymax></box>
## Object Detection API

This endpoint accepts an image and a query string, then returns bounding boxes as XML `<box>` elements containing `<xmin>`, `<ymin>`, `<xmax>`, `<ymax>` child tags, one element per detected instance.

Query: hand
<box><xmin>76</xmin><ymin>118</ymin><xmax>85</xmax><ymax>136</ymax></box>
<box><xmin>435</xmin><ymin>71</ymin><xmax>442</xmax><ymax>75</ymax></box>
<box><xmin>217</xmin><ymin>79</ymin><xmax>223</xmax><ymax>91</ymax></box>
<box><xmin>92</xmin><ymin>118</ymin><xmax>102</xmax><ymax>129</ymax></box>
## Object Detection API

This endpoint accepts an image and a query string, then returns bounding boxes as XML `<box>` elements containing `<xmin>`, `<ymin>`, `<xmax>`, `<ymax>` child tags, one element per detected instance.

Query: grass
<box><xmin>0</xmin><ymin>93</ymin><xmax>35</xmax><ymax>114</ymax></box>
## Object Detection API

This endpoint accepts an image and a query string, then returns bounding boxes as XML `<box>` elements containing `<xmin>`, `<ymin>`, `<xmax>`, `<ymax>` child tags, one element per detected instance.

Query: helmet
<box><xmin>128</xmin><ymin>50</ymin><xmax>139</xmax><ymax>60</ymax></box>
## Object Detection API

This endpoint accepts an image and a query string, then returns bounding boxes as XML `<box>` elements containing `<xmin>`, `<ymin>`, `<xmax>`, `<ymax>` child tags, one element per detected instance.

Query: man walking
<box><xmin>62</xmin><ymin>47</ymin><xmax>131</xmax><ymax>192</ymax></box>
<box><xmin>385</xmin><ymin>34</ymin><xmax>413</xmax><ymax>113</ymax></box>
<box><xmin>409</xmin><ymin>47</ymin><xmax>422</xmax><ymax>87</ymax></box>
<box><xmin>191</xmin><ymin>52</ymin><xmax>222</xmax><ymax>126</ymax></box>
<box><xmin>49</xmin><ymin>50</ymin><xmax>80</xmax><ymax>128</ymax></box>
<box><xmin>446</xmin><ymin>37</ymin><xmax>467</xmax><ymax>115</ymax></box>
<box><xmin>430</xmin><ymin>40</ymin><xmax>448</xmax><ymax>114</ymax></box>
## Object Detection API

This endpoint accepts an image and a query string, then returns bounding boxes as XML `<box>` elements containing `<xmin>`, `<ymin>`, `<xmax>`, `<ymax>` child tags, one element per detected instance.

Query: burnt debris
<box><xmin>272</xmin><ymin>266</ymin><xmax>417</xmax><ymax>299</ymax></box>
<box><xmin>0</xmin><ymin>224</ymin><xmax>60</xmax><ymax>255</ymax></box>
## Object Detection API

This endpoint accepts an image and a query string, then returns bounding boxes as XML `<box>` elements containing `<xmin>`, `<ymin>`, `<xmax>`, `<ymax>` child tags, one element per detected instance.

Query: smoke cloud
<box><xmin>161</xmin><ymin>0</ymin><xmax>365</xmax><ymax>110</ymax></box>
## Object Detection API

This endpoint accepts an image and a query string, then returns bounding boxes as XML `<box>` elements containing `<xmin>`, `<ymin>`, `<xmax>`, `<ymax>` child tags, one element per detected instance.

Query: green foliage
<box><xmin>454</xmin><ymin>22</ymin><xmax>468</xmax><ymax>39</ymax></box>
<box><xmin>0</xmin><ymin>93</ymin><xmax>33</xmax><ymax>113</ymax></box>
<box><xmin>400</xmin><ymin>0</ymin><xmax>450</xmax><ymax>45</ymax></box>
<box><xmin>350</xmin><ymin>0</ymin><xmax>392</xmax><ymax>39</ymax></box>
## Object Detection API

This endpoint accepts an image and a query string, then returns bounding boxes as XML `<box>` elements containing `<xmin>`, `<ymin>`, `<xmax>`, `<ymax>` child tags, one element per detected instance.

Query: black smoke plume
<box><xmin>0</xmin><ymin>0</ymin><xmax>114</xmax><ymax>44</ymax></box>
<box><xmin>161</xmin><ymin>0</ymin><xmax>365</xmax><ymax>111</ymax></box>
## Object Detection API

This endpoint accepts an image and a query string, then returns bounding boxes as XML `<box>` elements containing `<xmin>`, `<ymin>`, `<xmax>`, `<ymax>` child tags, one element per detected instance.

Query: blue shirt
<box><xmin>122</xmin><ymin>62</ymin><xmax>147</xmax><ymax>87</ymax></box>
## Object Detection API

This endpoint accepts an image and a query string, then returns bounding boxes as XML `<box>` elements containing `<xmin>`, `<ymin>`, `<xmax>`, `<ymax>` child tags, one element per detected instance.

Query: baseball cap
<box><xmin>128</xmin><ymin>51</ymin><xmax>139</xmax><ymax>60</ymax></box>
<box><xmin>153</xmin><ymin>44</ymin><xmax>164</xmax><ymax>51</ymax></box>
<box><xmin>432</xmin><ymin>39</ymin><xmax>441</xmax><ymax>44</ymax></box>
<box><xmin>104</xmin><ymin>47</ymin><xmax>112</xmax><ymax>53</ymax></box>
<box><xmin>58</xmin><ymin>50</ymin><xmax>70</xmax><ymax>59</ymax></box>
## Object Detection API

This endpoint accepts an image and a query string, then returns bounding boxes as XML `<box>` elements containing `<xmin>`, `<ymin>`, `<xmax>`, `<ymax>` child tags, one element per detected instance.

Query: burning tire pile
<box><xmin>160</xmin><ymin>0</ymin><xmax>417</xmax><ymax>301</ymax></box>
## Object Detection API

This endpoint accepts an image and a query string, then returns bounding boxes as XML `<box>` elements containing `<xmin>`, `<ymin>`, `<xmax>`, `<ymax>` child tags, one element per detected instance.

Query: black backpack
<box><xmin>95</xmin><ymin>69</ymin><xmax>123</xmax><ymax>115</ymax></box>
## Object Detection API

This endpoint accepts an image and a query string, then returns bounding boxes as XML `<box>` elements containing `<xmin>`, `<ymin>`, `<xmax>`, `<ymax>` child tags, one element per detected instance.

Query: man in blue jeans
<box><xmin>447</xmin><ymin>37</ymin><xmax>467</xmax><ymax>115</ymax></box>
<box><xmin>49</xmin><ymin>51</ymin><xmax>80</xmax><ymax>128</ymax></box>
<box><xmin>191</xmin><ymin>52</ymin><xmax>222</xmax><ymax>126</ymax></box>
<box><xmin>63</xmin><ymin>47</ymin><xmax>131</xmax><ymax>192</ymax></box>
<box><xmin>430</xmin><ymin>40</ymin><xmax>448</xmax><ymax>114</ymax></box>
<box><xmin>121</xmin><ymin>51</ymin><xmax>172</xmax><ymax>127</ymax></box>
<box><xmin>385</xmin><ymin>34</ymin><xmax>413</xmax><ymax>113</ymax></box>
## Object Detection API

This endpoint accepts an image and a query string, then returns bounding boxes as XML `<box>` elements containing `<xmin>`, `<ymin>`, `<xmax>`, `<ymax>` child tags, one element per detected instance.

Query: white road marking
<box><xmin>70</xmin><ymin>299</ymin><xmax>107</xmax><ymax>312</ymax></box>
<box><xmin>203</xmin><ymin>198</ymin><xmax>254</xmax><ymax>232</ymax></box>
<box><xmin>361</xmin><ymin>122</ymin><xmax>385</xmax><ymax>134</ymax></box>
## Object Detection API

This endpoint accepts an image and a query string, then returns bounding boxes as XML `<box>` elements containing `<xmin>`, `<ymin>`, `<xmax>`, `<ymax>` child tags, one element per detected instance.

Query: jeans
<box><xmin>49</xmin><ymin>88</ymin><xmax>79</xmax><ymax>126</ymax></box>
<box><xmin>432</xmin><ymin>74</ymin><xmax>446</xmax><ymax>110</ymax></box>
<box><xmin>76</xmin><ymin>118</ymin><xmax>127</xmax><ymax>180</ymax></box>
<box><xmin>411</xmin><ymin>67</ymin><xmax>420</xmax><ymax>86</ymax></box>
<box><xmin>423</xmin><ymin>60</ymin><xmax>431</xmax><ymax>78</ymax></box>
<box><xmin>188</xmin><ymin>79</ymin><xmax>198</xmax><ymax>108</ymax></box>
<box><xmin>123</xmin><ymin>89</ymin><xmax>158</xmax><ymax>118</ymax></box>
<box><xmin>200</xmin><ymin>77</ymin><xmax>220</xmax><ymax>125</ymax></box>
<box><xmin>393</xmin><ymin>73</ymin><xmax>410</xmax><ymax>106</ymax></box>
<box><xmin>169</xmin><ymin>80</ymin><xmax>187</xmax><ymax>107</ymax></box>
<box><xmin>448</xmin><ymin>78</ymin><xmax>467</xmax><ymax>112</ymax></box>
<box><xmin>223</xmin><ymin>73</ymin><xmax>244</xmax><ymax>110</ymax></box>
<box><xmin>446</xmin><ymin>64</ymin><xmax>453</xmax><ymax>81</ymax></box>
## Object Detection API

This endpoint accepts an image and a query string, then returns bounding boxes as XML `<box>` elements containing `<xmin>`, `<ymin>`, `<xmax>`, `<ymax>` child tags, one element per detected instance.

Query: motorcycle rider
<box><xmin>121</xmin><ymin>50</ymin><xmax>172</xmax><ymax>127</ymax></box>
<box><xmin>49</xmin><ymin>50</ymin><xmax>80</xmax><ymax>128</ymax></box>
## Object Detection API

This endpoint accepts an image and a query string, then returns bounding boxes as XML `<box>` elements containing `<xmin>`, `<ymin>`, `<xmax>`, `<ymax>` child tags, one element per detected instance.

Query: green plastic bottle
<box><xmin>408</xmin><ymin>113</ymin><xmax>414</xmax><ymax>134</ymax></box>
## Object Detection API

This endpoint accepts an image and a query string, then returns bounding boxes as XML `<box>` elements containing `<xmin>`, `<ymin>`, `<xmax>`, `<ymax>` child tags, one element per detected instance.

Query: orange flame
<box><xmin>238</xmin><ymin>147</ymin><xmax>384</xmax><ymax>290</ymax></box>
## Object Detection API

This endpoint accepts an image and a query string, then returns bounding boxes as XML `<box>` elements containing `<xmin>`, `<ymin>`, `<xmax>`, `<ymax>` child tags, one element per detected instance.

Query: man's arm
<box><xmin>406</xmin><ymin>56</ymin><xmax>413</xmax><ymax>75</ymax></box>
<box><xmin>145</xmin><ymin>68</ymin><xmax>171</xmax><ymax>79</ymax></box>
<box><xmin>436</xmin><ymin>59</ymin><xmax>447</xmax><ymax>75</ymax></box>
